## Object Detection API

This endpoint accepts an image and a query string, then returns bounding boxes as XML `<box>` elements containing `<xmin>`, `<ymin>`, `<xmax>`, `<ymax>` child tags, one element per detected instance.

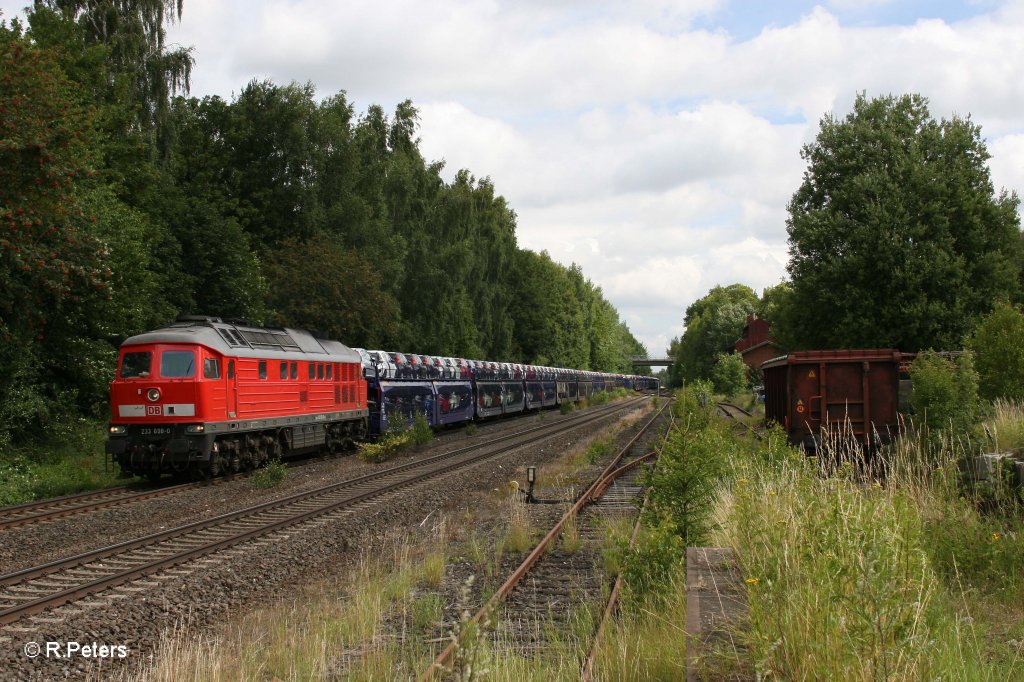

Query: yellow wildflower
<box><xmin>745</xmin><ymin>577</ymin><xmax>760</xmax><ymax>586</ymax></box>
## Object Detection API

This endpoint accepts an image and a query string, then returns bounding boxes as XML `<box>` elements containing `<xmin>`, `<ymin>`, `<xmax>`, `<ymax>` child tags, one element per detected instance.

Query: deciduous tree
<box><xmin>784</xmin><ymin>93</ymin><xmax>1021</xmax><ymax>351</ymax></box>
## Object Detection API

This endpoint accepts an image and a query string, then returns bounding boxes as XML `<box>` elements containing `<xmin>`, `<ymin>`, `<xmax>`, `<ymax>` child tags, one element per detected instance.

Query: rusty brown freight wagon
<box><xmin>762</xmin><ymin>349</ymin><xmax>903</xmax><ymax>453</ymax></box>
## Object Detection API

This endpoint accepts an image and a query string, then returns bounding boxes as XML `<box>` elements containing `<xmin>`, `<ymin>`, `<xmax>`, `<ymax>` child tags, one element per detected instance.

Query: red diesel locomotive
<box><xmin>105</xmin><ymin>316</ymin><xmax>368</xmax><ymax>479</ymax></box>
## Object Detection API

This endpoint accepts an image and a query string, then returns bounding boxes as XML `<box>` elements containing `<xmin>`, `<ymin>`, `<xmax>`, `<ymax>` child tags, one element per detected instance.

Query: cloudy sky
<box><xmin>4</xmin><ymin>1</ymin><xmax>1024</xmax><ymax>358</ymax></box>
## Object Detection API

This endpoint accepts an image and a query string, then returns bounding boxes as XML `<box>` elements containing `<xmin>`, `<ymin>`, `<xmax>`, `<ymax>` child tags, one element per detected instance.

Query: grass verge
<box><xmin>1</xmin><ymin>418</ymin><xmax>125</xmax><ymax>504</ymax></box>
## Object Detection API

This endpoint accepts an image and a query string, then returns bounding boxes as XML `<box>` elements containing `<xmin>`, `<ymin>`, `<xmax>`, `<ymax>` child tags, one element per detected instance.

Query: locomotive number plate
<box><xmin>140</xmin><ymin>427</ymin><xmax>172</xmax><ymax>436</ymax></box>
<box><xmin>146</xmin><ymin>405</ymin><xmax>163</xmax><ymax>416</ymax></box>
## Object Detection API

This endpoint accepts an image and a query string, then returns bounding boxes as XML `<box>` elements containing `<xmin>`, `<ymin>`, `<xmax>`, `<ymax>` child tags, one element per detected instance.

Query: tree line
<box><xmin>0</xmin><ymin>2</ymin><xmax>648</xmax><ymax>448</ymax></box>
<box><xmin>670</xmin><ymin>92</ymin><xmax>1023</xmax><ymax>391</ymax></box>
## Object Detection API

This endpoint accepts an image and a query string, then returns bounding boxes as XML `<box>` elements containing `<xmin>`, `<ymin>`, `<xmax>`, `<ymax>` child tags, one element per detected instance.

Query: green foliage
<box><xmin>0</xmin><ymin>26</ymin><xmax>110</xmax><ymax>440</ymax></box>
<box><xmin>644</xmin><ymin>382</ymin><xmax>725</xmax><ymax>545</ymax></box>
<box><xmin>676</xmin><ymin>379</ymin><xmax>716</xmax><ymax>430</ymax></box>
<box><xmin>924</xmin><ymin>510</ymin><xmax>1024</xmax><ymax>601</ymax></box>
<box><xmin>782</xmin><ymin>93</ymin><xmax>1021</xmax><ymax>351</ymax></box>
<box><xmin>559</xmin><ymin>401</ymin><xmax>575</xmax><ymax>415</ymax></box>
<box><xmin>1</xmin><ymin>418</ymin><xmax>124</xmax><ymax>501</ymax></box>
<box><xmin>710</xmin><ymin>352</ymin><xmax>748</xmax><ymax>396</ymax></box>
<box><xmin>756</xmin><ymin>282</ymin><xmax>796</xmax><ymax>351</ymax></box>
<box><xmin>618</xmin><ymin>517</ymin><xmax>684</xmax><ymax>608</ymax></box>
<box><xmin>34</xmin><ymin>0</ymin><xmax>194</xmax><ymax>157</ymax></box>
<box><xmin>0</xmin><ymin>456</ymin><xmax>39</xmax><ymax>505</ymax></box>
<box><xmin>357</xmin><ymin>430</ymin><xmax>412</xmax><ymax>463</ymax></box>
<box><xmin>584</xmin><ymin>439</ymin><xmax>613</xmax><ymax>464</ymax></box>
<box><xmin>672</xmin><ymin>284</ymin><xmax>757</xmax><ymax>383</ymax></box>
<box><xmin>966</xmin><ymin>301</ymin><xmax>1024</xmax><ymax>402</ymax></box>
<box><xmin>908</xmin><ymin>350</ymin><xmax>980</xmax><ymax>438</ymax></box>
<box><xmin>266</xmin><ymin>235</ymin><xmax>398</xmax><ymax>349</ymax></box>
<box><xmin>408</xmin><ymin>412</ymin><xmax>434</xmax><ymax>447</ymax></box>
<box><xmin>250</xmin><ymin>459</ymin><xmax>287</xmax><ymax>489</ymax></box>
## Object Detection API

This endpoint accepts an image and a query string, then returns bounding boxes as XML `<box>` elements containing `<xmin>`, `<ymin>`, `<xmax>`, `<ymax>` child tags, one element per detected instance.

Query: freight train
<box><xmin>762</xmin><ymin>349</ymin><xmax>904</xmax><ymax>454</ymax></box>
<box><xmin>104</xmin><ymin>316</ymin><xmax>658</xmax><ymax>480</ymax></box>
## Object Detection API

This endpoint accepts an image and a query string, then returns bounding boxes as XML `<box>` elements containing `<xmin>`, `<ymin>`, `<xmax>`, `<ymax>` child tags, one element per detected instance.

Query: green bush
<box><xmin>250</xmin><ymin>459</ymin><xmax>287</xmax><ymax>489</ymax></box>
<box><xmin>357</xmin><ymin>429</ymin><xmax>412</xmax><ymax>463</ymax></box>
<box><xmin>645</xmin><ymin>417</ymin><xmax>730</xmax><ymax>546</ymax></box>
<box><xmin>618</xmin><ymin>516</ymin><xmax>684</xmax><ymax>609</ymax></box>
<box><xmin>673</xmin><ymin>380</ymin><xmax>715</xmax><ymax>432</ymax></box>
<box><xmin>559</xmin><ymin>401</ymin><xmax>575</xmax><ymax>414</ymax></box>
<box><xmin>0</xmin><ymin>456</ymin><xmax>39</xmax><ymax>505</ymax></box>
<box><xmin>967</xmin><ymin>301</ymin><xmax>1024</xmax><ymax>402</ymax></box>
<box><xmin>710</xmin><ymin>351</ymin><xmax>748</xmax><ymax>397</ymax></box>
<box><xmin>585</xmin><ymin>440</ymin><xmax>613</xmax><ymax>464</ymax></box>
<box><xmin>908</xmin><ymin>350</ymin><xmax>980</xmax><ymax>440</ymax></box>
<box><xmin>408</xmin><ymin>412</ymin><xmax>434</xmax><ymax>447</ymax></box>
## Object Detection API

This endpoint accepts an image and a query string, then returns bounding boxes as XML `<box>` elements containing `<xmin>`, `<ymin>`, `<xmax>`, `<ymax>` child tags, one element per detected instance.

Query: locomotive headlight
<box><xmin>185</xmin><ymin>424</ymin><xmax>205</xmax><ymax>434</ymax></box>
<box><xmin>109</xmin><ymin>425</ymin><xmax>127</xmax><ymax>435</ymax></box>
<box><xmin>146</xmin><ymin>388</ymin><xmax>161</xmax><ymax>402</ymax></box>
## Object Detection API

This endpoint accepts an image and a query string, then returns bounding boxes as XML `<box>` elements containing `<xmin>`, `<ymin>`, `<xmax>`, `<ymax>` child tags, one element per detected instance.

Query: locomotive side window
<box><xmin>227</xmin><ymin>360</ymin><xmax>235</xmax><ymax>379</ymax></box>
<box><xmin>161</xmin><ymin>350</ymin><xmax>196</xmax><ymax>378</ymax></box>
<box><xmin>308</xmin><ymin>363</ymin><xmax>315</xmax><ymax>380</ymax></box>
<box><xmin>290</xmin><ymin>362</ymin><xmax>298</xmax><ymax>380</ymax></box>
<box><xmin>203</xmin><ymin>358</ymin><xmax>221</xmax><ymax>379</ymax></box>
<box><xmin>259</xmin><ymin>361</ymin><xmax>267</xmax><ymax>380</ymax></box>
<box><xmin>120</xmin><ymin>352</ymin><xmax>152</xmax><ymax>378</ymax></box>
<box><xmin>280</xmin><ymin>362</ymin><xmax>288</xmax><ymax>380</ymax></box>
<box><xmin>317</xmin><ymin>363</ymin><xmax>324</xmax><ymax>380</ymax></box>
<box><xmin>326</xmin><ymin>364</ymin><xmax>333</xmax><ymax>380</ymax></box>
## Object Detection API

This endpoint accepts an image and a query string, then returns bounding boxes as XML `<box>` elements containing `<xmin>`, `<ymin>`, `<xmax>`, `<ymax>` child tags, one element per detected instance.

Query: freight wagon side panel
<box><xmin>762</xmin><ymin>350</ymin><xmax>901</xmax><ymax>451</ymax></box>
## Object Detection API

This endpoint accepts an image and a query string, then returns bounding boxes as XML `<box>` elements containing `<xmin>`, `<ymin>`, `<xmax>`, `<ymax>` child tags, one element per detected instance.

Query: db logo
<box><xmin>146</xmin><ymin>405</ymin><xmax>163</xmax><ymax>416</ymax></box>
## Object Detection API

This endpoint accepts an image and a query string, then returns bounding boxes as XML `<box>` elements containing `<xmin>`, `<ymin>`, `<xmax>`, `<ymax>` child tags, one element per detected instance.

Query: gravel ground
<box><xmin>0</xmin><ymin>400</ymin><xmax>650</xmax><ymax>680</ymax></box>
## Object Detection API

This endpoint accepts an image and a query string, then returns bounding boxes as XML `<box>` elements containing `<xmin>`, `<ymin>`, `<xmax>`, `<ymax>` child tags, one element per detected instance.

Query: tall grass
<box><xmin>983</xmin><ymin>399</ymin><xmax>1024</xmax><ymax>453</ymax></box>
<box><xmin>120</xmin><ymin>525</ymin><xmax>451</xmax><ymax>681</ymax></box>
<box><xmin>710</xmin><ymin>419</ymin><xmax>1024</xmax><ymax>680</ymax></box>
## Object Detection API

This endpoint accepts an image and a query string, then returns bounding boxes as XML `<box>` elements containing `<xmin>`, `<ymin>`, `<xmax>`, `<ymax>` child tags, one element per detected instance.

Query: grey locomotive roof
<box><xmin>121</xmin><ymin>321</ymin><xmax>361</xmax><ymax>363</ymax></box>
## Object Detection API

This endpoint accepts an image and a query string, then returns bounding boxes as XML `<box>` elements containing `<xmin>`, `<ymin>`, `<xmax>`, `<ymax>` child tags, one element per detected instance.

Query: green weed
<box><xmin>250</xmin><ymin>459</ymin><xmax>287</xmax><ymax>489</ymax></box>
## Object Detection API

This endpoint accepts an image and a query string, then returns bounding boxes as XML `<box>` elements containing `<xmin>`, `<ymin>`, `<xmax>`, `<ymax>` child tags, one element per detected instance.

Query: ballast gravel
<box><xmin>0</xmin><ymin>402</ymin><xmax>649</xmax><ymax>680</ymax></box>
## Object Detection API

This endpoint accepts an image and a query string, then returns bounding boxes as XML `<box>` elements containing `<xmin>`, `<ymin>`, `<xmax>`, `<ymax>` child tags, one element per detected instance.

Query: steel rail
<box><xmin>418</xmin><ymin>399</ymin><xmax>671</xmax><ymax>681</ymax></box>
<box><xmin>581</xmin><ymin>406</ymin><xmax>676</xmax><ymax>680</ymax></box>
<box><xmin>0</xmin><ymin>482</ymin><xmax>205</xmax><ymax>532</ymax></box>
<box><xmin>0</xmin><ymin>396</ymin><xmax>644</xmax><ymax>589</ymax></box>
<box><xmin>0</xmin><ymin>397</ymin><xmax>649</xmax><ymax>626</ymax></box>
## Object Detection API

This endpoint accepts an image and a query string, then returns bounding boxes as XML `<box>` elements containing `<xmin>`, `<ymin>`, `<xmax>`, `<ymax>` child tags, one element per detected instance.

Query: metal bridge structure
<box><xmin>630</xmin><ymin>357</ymin><xmax>672</xmax><ymax>367</ymax></box>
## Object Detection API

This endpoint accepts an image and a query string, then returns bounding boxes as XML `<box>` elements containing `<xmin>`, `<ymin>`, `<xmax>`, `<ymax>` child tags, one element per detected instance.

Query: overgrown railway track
<box><xmin>420</xmin><ymin>399</ymin><xmax>672</xmax><ymax>680</ymax></box>
<box><xmin>717</xmin><ymin>401</ymin><xmax>762</xmax><ymax>440</ymax></box>
<box><xmin>0</xmin><ymin>396</ymin><xmax>649</xmax><ymax>628</ymax></box>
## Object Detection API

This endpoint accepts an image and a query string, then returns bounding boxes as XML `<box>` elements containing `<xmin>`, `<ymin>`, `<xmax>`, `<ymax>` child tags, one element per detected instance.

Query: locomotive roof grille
<box><xmin>237</xmin><ymin>329</ymin><xmax>301</xmax><ymax>350</ymax></box>
<box><xmin>215</xmin><ymin>328</ymin><xmax>249</xmax><ymax>348</ymax></box>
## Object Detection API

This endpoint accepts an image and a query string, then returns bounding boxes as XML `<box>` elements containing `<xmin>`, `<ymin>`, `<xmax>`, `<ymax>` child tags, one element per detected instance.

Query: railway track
<box><xmin>0</xmin><ymin>396</ymin><xmax>650</xmax><ymax>628</ymax></box>
<box><xmin>420</xmin><ymin>400</ymin><xmax>672</xmax><ymax>680</ymax></box>
<box><xmin>0</xmin><ymin>483</ymin><xmax>203</xmax><ymax>533</ymax></box>
<box><xmin>717</xmin><ymin>401</ymin><xmax>762</xmax><ymax>440</ymax></box>
<box><xmin>0</xmin><ymin>400</ymin><xmax>637</xmax><ymax>534</ymax></box>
